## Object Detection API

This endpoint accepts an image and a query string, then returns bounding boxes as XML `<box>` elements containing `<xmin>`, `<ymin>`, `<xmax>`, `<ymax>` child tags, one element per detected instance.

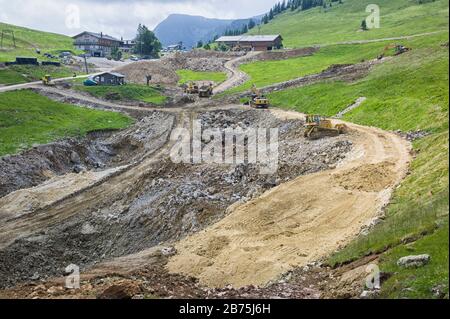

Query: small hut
<box><xmin>90</xmin><ymin>72</ymin><xmax>125</xmax><ymax>85</ymax></box>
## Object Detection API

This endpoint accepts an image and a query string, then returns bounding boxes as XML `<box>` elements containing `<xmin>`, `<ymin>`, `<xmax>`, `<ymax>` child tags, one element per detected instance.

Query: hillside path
<box><xmin>213</xmin><ymin>51</ymin><xmax>261</xmax><ymax>94</ymax></box>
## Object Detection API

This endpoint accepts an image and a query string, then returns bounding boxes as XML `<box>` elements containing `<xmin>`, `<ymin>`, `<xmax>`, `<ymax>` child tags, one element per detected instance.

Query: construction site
<box><xmin>0</xmin><ymin>0</ymin><xmax>448</xmax><ymax>304</ymax></box>
<box><xmin>0</xmin><ymin>45</ymin><xmax>415</xmax><ymax>299</ymax></box>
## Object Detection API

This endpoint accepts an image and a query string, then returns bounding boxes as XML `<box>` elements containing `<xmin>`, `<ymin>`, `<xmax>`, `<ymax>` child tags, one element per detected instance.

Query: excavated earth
<box><xmin>0</xmin><ymin>106</ymin><xmax>352</xmax><ymax>289</ymax></box>
<box><xmin>0</xmin><ymin>112</ymin><xmax>174</xmax><ymax>198</ymax></box>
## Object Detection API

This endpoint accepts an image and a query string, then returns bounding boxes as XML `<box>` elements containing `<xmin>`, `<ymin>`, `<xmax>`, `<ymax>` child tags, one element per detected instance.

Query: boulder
<box><xmin>397</xmin><ymin>254</ymin><xmax>430</xmax><ymax>268</ymax></box>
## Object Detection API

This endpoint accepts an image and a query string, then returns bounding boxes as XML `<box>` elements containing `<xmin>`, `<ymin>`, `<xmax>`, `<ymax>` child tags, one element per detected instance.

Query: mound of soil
<box><xmin>115</xmin><ymin>50</ymin><xmax>242</xmax><ymax>85</ymax></box>
<box><xmin>332</xmin><ymin>161</ymin><xmax>396</xmax><ymax>192</ymax></box>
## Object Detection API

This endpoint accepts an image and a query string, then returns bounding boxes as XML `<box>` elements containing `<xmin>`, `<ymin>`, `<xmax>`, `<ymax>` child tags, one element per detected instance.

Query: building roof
<box><xmin>73</xmin><ymin>31</ymin><xmax>122</xmax><ymax>42</ymax></box>
<box><xmin>95</xmin><ymin>72</ymin><xmax>125</xmax><ymax>78</ymax></box>
<box><xmin>215</xmin><ymin>35</ymin><xmax>282</xmax><ymax>43</ymax></box>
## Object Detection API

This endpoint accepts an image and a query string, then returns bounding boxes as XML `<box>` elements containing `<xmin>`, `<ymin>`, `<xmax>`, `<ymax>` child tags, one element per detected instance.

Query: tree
<box><xmin>203</xmin><ymin>43</ymin><xmax>211</xmax><ymax>50</ymax></box>
<box><xmin>110</xmin><ymin>46</ymin><xmax>122</xmax><ymax>61</ymax></box>
<box><xmin>361</xmin><ymin>19</ymin><xmax>368</xmax><ymax>31</ymax></box>
<box><xmin>133</xmin><ymin>24</ymin><xmax>162</xmax><ymax>58</ymax></box>
<box><xmin>197</xmin><ymin>40</ymin><xmax>204</xmax><ymax>48</ymax></box>
<box><xmin>218</xmin><ymin>43</ymin><xmax>229</xmax><ymax>52</ymax></box>
<box><xmin>248</xmin><ymin>19</ymin><xmax>256</xmax><ymax>30</ymax></box>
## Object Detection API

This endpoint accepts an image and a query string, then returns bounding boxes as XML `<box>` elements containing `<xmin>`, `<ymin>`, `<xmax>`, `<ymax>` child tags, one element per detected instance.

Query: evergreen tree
<box><xmin>361</xmin><ymin>19</ymin><xmax>368</xmax><ymax>30</ymax></box>
<box><xmin>133</xmin><ymin>24</ymin><xmax>161</xmax><ymax>58</ymax></box>
<box><xmin>248</xmin><ymin>19</ymin><xmax>256</xmax><ymax>30</ymax></box>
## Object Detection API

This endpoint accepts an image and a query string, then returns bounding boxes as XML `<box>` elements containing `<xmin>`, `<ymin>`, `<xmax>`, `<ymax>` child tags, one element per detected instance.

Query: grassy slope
<box><xmin>176</xmin><ymin>69</ymin><xmax>227</xmax><ymax>85</ymax></box>
<box><xmin>223</xmin><ymin>0</ymin><xmax>448</xmax><ymax>94</ymax></box>
<box><xmin>266</xmin><ymin>27</ymin><xmax>448</xmax><ymax>299</ymax></box>
<box><xmin>75</xmin><ymin>84</ymin><xmax>167</xmax><ymax>105</ymax></box>
<box><xmin>248</xmin><ymin>0</ymin><xmax>449</xmax><ymax>48</ymax></box>
<box><xmin>0</xmin><ymin>90</ymin><xmax>133</xmax><ymax>156</ymax></box>
<box><xmin>0</xmin><ymin>65</ymin><xmax>76</xmax><ymax>85</ymax></box>
<box><xmin>227</xmin><ymin>41</ymin><xmax>397</xmax><ymax>94</ymax></box>
<box><xmin>0</xmin><ymin>22</ymin><xmax>78</xmax><ymax>62</ymax></box>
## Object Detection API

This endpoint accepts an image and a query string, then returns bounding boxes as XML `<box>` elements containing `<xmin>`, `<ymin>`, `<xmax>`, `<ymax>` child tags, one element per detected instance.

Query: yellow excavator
<box><xmin>184</xmin><ymin>82</ymin><xmax>199</xmax><ymax>94</ymax></box>
<box><xmin>42</xmin><ymin>74</ymin><xmax>52</xmax><ymax>86</ymax></box>
<box><xmin>304</xmin><ymin>115</ymin><xmax>348</xmax><ymax>139</ymax></box>
<box><xmin>245</xmin><ymin>85</ymin><xmax>270</xmax><ymax>109</ymax></box>
<box><xmin>378</xmin><ymin>44</ymin><xmax>411</xmax><ymax>59</ymax></box>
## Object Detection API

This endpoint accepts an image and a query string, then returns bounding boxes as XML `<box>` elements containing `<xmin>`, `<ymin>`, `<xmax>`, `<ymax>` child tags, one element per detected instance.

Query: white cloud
<box><xmin>0</xmin><ymin>0</ymin><xmax>278</xmax><ymax>39</ymax></box>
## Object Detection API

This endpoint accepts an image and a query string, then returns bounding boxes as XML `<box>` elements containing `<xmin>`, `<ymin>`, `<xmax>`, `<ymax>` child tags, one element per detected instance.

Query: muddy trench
<box><xmin>0</xmin><ymin>107</ymin><xmax>352</xmax><ymax>288</ymax></box>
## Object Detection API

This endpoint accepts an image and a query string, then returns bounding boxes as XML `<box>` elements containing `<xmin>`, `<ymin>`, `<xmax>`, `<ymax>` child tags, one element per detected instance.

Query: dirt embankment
<box><xmin>247</xmin><ymin>47</ymin><xmax>318</xmax><ymax>62</ymax></box>
<box><xmin>0</xmin><ymin>109</ymin><xmax>352</xmax><ymax>289</ymax></box>
<box><xmin>0</xmin><ymin>111</ymin><xmax>175</xmax><ymax>199</ymax></box>
<box><xmin>115</xmin><ymin>50</ymin><xmax>244</xmax><ymax>86</ymax></box>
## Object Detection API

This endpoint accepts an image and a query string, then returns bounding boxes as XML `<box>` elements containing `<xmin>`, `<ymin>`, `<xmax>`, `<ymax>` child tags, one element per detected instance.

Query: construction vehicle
<box><xmin>184</xmin><ymin>82</ymin><xmax>199</xmax><ymax>94</ymax></box>
<box><xmin>199</xmin><ymin>83</ymin><xmax>213</xmax><ymax>98</ymax></box>
<box><xmin>245</xmin><ymin>85</ymin><xmax>270</xmax><ymax>109</ymax></box>
<box><xmin>378</xmin><ymin>44</ymin><xmax>411</xmax><ymax>59</ymax></box>
<box><xmin>304</xmin><ymin>115</ymin><xmax>348</xmax><ymax>140</ymax></box>
<box><xmin>41</xmin><ymin>74</ymin><xmax>52</xmax><ymax>86</ymax></box>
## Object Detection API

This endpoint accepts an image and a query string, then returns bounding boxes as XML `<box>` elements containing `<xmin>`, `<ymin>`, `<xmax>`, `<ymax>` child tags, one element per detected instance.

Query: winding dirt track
<box><xmin>166</xmin><ymin>111</ymin><xmax>411</xmax><ymax>288</ymax></box>
<box><xmin>0</xmin><ymin>52</ymin><xmax>411</xmax><ymax>290</ymax></box>
<box><xmin>213</xmin><ymin>52</ymin><xmax>261</xmax><ymax>94</ymax></box>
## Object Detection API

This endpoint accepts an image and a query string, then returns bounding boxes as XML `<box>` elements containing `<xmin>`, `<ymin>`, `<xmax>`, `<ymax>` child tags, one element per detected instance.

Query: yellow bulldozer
<box><xmin>184</xmin><ymin>82</ymin><xmax>199</xmax><ymax>94</ymax></box>
<box><xmin>304</xmin><ymin>115</ymin><xmax>348</xmax><ymax>139</ymax></box>
<box><xmin>245</xmin><ymin>85</ymin><xmax>270</xmax><ymax>109</ymax></box>
<box><xmin>198</xmin><ymin>83</ymin><xmax>213</xmax><ymax>98</ymax></box>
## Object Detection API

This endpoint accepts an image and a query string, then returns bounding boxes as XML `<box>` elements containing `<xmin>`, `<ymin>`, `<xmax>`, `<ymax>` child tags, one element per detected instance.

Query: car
<box><xmin>59</xmin><ymin>51</ymin><xmax>72</xmax><ymax>58</ymax></box>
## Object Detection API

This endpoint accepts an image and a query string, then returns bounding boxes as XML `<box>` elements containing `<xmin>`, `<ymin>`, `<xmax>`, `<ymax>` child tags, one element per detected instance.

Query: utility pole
<box><xmin>83</xmin><ymin>55</ymin><xmax>89</xmax><ymax>74</ymax></box>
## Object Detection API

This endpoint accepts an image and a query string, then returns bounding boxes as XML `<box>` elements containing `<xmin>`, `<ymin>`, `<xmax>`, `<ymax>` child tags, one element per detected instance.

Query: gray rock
<box><xmin>73</xmin><ymin>165</ymin><xmax>85</xmax><ymax>174</ymax></box>
<box><xmin>360</xmin><ymin>290</ymin><xmax>379</xmax><ymax>299</ymax></box>
<box><xmin>70</xmin><ymin>151</ymin><xmax>81</xmax><ymax>164</ymax></box>
<box><xmin>431</xmin><ymin>284</ymin><xmax>447</xmax><ymax>299</ymax></box>
<box><xmin>397</xmin><ymin>254</ymin><xmax>430</xmax><ymax>268</ymax></box>
<box><xmin>30</xmin><ymin>272</ymin><xmax>40</xmax><ymax>280</ymax></box>
<box><xmin>161</xmin><ymin>247</ymin><xmax>177</xmax><ymax>257</ymax></box>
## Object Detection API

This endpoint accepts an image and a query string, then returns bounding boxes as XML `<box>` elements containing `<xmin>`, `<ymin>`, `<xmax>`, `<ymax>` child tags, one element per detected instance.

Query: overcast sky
<box><xmin>0</xmin><ymin>0</ymin><xmax>278</xmax><ymax>39</ymax></box>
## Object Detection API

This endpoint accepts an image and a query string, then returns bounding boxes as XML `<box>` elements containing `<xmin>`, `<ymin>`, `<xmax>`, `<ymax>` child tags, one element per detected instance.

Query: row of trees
<box><xmin>223</xmin><ymin>18</ymin><xmax>257</xmax><ymax>37</ymax></box>
<box><xmin>261</xmin><ymin>0</ymin><xmax>342</xmax><ymax>24</ymax></box>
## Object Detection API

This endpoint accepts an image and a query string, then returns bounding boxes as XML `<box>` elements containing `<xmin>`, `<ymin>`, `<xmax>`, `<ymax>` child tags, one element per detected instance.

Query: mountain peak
<box><xmin>154</xmin><ymin>14</ymin><xmax>260</xmax><ymax>49</ymax></box>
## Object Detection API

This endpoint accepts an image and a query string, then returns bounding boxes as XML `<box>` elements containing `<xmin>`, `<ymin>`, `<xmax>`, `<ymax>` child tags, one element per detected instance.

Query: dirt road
<box><xmin>167</xmin><ymin>112</ymin><xmax>411</xmax><ymax>288</ymax></box>
<box><xmin>213</xmin><ymin>52</ymin><xmax>261</xmax><ymax>94</ymax></box>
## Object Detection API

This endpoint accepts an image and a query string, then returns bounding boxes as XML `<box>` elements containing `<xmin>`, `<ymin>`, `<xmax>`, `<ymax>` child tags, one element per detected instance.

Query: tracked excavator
<box><xmin>245</xmin><ymin>85</ymin><xmax>270</xmax><ymax>109</ymax></box>
<box><xmin>42</xmin><ymin>74</ymin><xmax>53</xmax><ymax>86</ymax></box>
<box><xmin>184</xmin><ymin>82</ymin><xmax>199</xmax><ymax>94</ymax></box>
<box><xmin>304</xmin><ymin>115</ymin><xmax>348</xmax><ymax>140</ymax></box>
<box><xmin>378</xmin><ymin>44</ymin><xmax>411</xmax><ymax>59</ymax></box>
